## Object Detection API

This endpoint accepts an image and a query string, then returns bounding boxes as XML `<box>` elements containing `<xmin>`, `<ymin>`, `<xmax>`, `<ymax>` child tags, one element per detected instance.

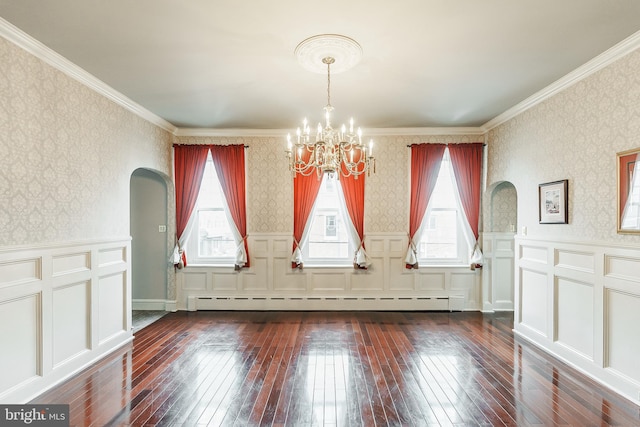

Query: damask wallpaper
<box><xmin>487</xmin><ymin>182</ymin><xmax>517</xmax><ymax>233</ymax></box>
<box><xmin>173</xmin><ymin>134</ymin><xmax>481</xmax><ymax>235</ymax></box>
<box><xmin>486</xmin><ymin>49</ymin><xmax>640</xmax><ymax>243</ymax></box>
<box><xmin>10</xmin><ymin>21</ymin><xmax>635</xmax><ymax>250</ymax></box>
<box><xmin>0</xmin><ymin>37</ymin><xmax>173</xmax><ymax>247</ymax></box>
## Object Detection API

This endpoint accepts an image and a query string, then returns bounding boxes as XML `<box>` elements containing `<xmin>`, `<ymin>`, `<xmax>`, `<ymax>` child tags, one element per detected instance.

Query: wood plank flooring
<box><xmin>31</xmin><ymin>311</ymin><xmax>640</xmax><ymax>426</ymax></box>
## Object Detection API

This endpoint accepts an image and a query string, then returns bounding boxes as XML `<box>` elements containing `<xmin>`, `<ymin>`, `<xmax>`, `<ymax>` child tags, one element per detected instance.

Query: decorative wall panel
<box><xmin>52</xmin><ymin>252</ymin><xmax>90</xmax><ymax>277</ymax></box>
<box><xmin>514</xmin><ymin>236</ymin><xmax>640</xmax><ymax>406</ymax></box>
<box><xmin>606</xmin><ymin>289</ymin><xmax>640</xmax><ymax>385</ymax></box>
<box><xmin>0</xmin><ymin>239</ymin><xmax>131</xmax><ymax>403</ymax></box>
<box><xmin>177</xmin><ymin>233</ymin><xmax>480</xmax><ymax>311</ymax></box>
<box><xmin>0</xmin><ymin>294</ymin><xmax>40</xmax><ymax>394</ymax></box>
<box><xmin>52</xmin><ymin>281</ymin><xmax>90</xmax><ymax>366</ymax></box>
<box><xmin>0</xmin><ymin>257</ymin><xmax>41</xmax><ymax>288</ymax></box>
<box><xmin>555</xmin><ymin>277</ymin><xmax>593</xmax><ymax>359</ymax></box>
<box><xmin>520</xmin><ymin>268</ymin><xmax>548</xmax><ymax>336</ymax></box>
<box><xmin>98</xmin><ymin>273</ymin><xmax>126</xmax><ymax>344</ymax></box>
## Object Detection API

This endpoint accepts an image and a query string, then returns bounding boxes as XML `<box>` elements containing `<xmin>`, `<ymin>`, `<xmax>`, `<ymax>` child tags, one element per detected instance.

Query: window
<box><xmin>185</xmin><ymin>152</ymin><xmax>236</xmax><ymax>264</ymax></box>
<box><xmin>325</xmin><ymin>215</ymin><xmax>337</xmax><ymax>237</ymax></box>
<box><xmin>418</xmin><ymin>150</ymin><xmax>469</xmax><ymax>265</ymax></box>
<box><xmin>302</xmin><ymin>174</ymin><xmax>354</xmax><ymax>265</ymax></box>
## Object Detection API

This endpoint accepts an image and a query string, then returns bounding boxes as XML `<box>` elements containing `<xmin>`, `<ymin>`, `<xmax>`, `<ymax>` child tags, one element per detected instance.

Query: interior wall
<box><xmin>0</xmin><ymin>27</ymin><xmax>173</xmax><ymax>403</ymax></box>
<box><xmin>486</xmin><ymin>49</ymin><xmax>640</xmax><ymax>244</ymax></box>
<box><xmin>0</xmin><ymin>36</ymin><xmax>173</xmax><ymax>248</ymax></box>
<box><xmin>131</xmin><ymin>169</ymin><xmax>168</xmax><ymax>301</ymax></box>
<box><xmin>172</xmin><ymin>135</ymin><xmax>486</xmax><ymax>311</ymax></box>
<box><xmin>487</xmin><ymin>45</ymin><xmax>640</xmax><ymax>405</ymax></box>
<box><xmin>173</xmin><ymin>134</ymin><xmax>483</xmax><ymax>235</ymax></box>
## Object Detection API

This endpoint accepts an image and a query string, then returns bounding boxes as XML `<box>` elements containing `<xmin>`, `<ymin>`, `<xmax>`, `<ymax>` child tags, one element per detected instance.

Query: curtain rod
<box><xmin>172</xmin><ymin>144</ymin><xmax>249</xmax><ymax>148</ymax></box>
<box><xmin>406</xmin><ymin>142</ymin><xmax>486</xmax><ymax>147</ymax></box>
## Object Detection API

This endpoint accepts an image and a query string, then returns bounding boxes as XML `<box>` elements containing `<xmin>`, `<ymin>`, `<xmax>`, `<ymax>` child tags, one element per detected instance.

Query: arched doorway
<box><xmin>130</xmin><ymin>168</ymin><xmax>171</xmax><ymax>322</ymax></box>
<box><xmin>482</xmin><ymin>181</ymin><xmax>517</xmax><ymax>312</ymax></box>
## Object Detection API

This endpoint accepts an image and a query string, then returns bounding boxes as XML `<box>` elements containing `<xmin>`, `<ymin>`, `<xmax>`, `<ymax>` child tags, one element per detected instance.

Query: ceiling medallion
<box><xmin>286</xmin><ymin>34</ymin><xmax>374</xmax><ymax>179</ymax></box>
<box><xmin>294</xmin><ymin>34</ymin><xmax>363</xmax><ymax>74</ymax></box>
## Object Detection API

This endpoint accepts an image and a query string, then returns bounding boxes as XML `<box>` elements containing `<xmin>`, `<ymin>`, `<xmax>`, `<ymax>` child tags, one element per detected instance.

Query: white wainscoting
<box><xmin>514</xmin><ymin>236</ymin><xmax>640</xmax><ymax>405</ymax></box>
<box><xmin>177</xmin><ymin>233</ymin><xmax>481</xmax><ymax>311</ymax></box>
<box><xmin>0</xmin><ymin>238</ymin><xmax>132</xmax><ymax>403</ymax></box>
<box><xmin>481</xmin><ymin>232</ymin><xmax>515</xmax><ymax>312</ymax></box>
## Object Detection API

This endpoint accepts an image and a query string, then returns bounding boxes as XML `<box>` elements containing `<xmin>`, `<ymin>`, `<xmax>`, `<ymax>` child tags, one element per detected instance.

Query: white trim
<box><xmin>0</xmin><ymin>236</ymin><xmax>132</xmax><ymax>253</ymax></box>
<box><xmin>132</xmin><ymin>299</ymin><xmax>175</xmax><ymax>311</ymax></box>
<box><xmin>482</xmin><ymin>29</ymin><xmax>640</xmax><ymax>132</ymax></box>
<box><xmin>174</xmin><ymin>126</ymin><xmax>485</xmax><ymax>137</ymax></box>
<box><xmin>0</xmin><ymin>17</ymin><xmax>177</xmax><ymax>134</ymax></box>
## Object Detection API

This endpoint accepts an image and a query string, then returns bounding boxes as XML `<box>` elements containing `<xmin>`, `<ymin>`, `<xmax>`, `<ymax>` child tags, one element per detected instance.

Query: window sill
<box><xmin>413</xmin><ymin>264</ymin><xmax>470</xmax><ymax>269</ymax></box>
<box><xmin>301</xmin><ymin>264</ymin><xmax>354</xmax><ymax>269</ymax></box>
<box><xmin>183</xmin><ymin>263</ymin><xmax>235</xmax><ymax>268</ymax></box>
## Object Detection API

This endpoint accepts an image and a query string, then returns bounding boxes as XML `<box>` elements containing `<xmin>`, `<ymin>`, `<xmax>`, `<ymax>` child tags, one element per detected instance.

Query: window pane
<box><xmin>197</xmin><ymin>209</ymin><xmax>236</xmax><ymax>258</ymax></box>
<box><xmin>306</xmin><ymin>174</ymin><xmax>350</xmax><ymax>261</ymax></box>
<box><xmin>198</xmin><ymin>160</ymin><xmax>225</xmax><ymax>209</ymax></box>
<box><xmin>325</xmin><ymin>215</ymin><xmax>337</xmax><ymax>237</ymax></box>
<box><xmin>420</xmin><ymin>209</ymin><xmax>457</xmax><ymax>258</ymax></box>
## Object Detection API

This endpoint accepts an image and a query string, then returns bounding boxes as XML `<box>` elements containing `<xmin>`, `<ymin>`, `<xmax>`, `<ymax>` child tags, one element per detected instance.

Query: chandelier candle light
<box><xmin>286</xmin><ymin>35</ymin><xmax>375</xmax><ymax>179</ymax></box>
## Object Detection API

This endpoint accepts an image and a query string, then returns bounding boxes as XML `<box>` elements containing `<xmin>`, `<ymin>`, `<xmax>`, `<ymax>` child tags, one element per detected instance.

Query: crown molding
<box><xmin>174</xmin><ymin>126</ymin><xmax>485</xmax><ymax>138</ymax></box>
<box><xmin>0</xmin><ymin>17</ymin><xmax>178</xmax><ymax>134</ymax></box>
<box><xmin>482</xmin><ymin>29</ymin><xmax>640</xmax><ymax>132</ymax></box>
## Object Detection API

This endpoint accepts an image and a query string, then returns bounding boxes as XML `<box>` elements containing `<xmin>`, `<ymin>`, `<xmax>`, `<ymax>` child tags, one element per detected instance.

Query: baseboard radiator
<box><xmin>188</xmin><ymin>295</ymin><xmax>465</xmax><ymax>311</ymax></box>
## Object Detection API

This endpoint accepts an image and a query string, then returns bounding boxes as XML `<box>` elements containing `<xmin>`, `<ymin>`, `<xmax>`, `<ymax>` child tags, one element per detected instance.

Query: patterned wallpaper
<box><xmin>0</xmin><ymin>37</ymin><xmax>173</xmax><ymax>247</ymax></box>
<box><xmin>486</xmin><ymin>49</ymin><xmax>640</xmax><ymax>243</ymax></box>
<box><xmin>487</xmin><ymin>182</ymin><xmax>517</xmax><ymax>233</ymax></box>
<box><xmin>174</xmin><ymin>134</ymin><xmax>482</xmax><ymax>235</ymax></box>
<box><xmin>11</xmin><ymin>23</ymin><xmax>635</xmax><ymax>250</ymax></box>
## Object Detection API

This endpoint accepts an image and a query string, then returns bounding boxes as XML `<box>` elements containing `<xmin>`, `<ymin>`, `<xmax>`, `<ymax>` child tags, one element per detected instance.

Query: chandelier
<box><xmin>286</xmin><ymin>35</ymin><xmax>375</xmax><ymax>179</ymax></box>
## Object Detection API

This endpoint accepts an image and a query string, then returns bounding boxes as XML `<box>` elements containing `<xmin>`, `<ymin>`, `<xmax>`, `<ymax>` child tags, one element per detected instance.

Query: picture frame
<box><xmin>617</xmin><ymin>147</ymin><xmax>640</xmax><ymax>234</ymax></box>
<box><xmin>539</xmin><ymin>179</ymin><xmax>568</xmax><ymax>224</ymax></box>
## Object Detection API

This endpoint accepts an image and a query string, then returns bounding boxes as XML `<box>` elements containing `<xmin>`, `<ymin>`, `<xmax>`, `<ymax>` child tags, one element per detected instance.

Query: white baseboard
<box><xmin>132</xmin><ymin>299</ymin><xmax>176</xmax><ymax>311</ymax></box>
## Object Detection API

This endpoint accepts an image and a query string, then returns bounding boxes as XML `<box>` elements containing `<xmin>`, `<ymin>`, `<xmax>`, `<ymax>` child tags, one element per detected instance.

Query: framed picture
<box><xmin>617</xmin><ymin>147</ymin><xmax>640</xmax><ymax>234</ymax></box>
<box><xmin>539</xmin><ymin>179</ymin><xmax>568</xmax><ymax>224</ymax></box>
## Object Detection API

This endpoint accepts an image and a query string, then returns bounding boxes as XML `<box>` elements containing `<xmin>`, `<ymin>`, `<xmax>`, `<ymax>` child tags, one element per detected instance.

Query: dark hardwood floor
<box><xmin>31</xmin><ymin>311</ymin><xmax>640</xmax><ymax>426</ymax></box>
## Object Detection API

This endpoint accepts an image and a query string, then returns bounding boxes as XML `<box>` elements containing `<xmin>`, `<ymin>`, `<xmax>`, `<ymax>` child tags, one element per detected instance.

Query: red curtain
<box><xmin>292</xmin><ymin>151</ymin><xmax>323</xmax><ymax>268</ymax></box>
<box><xmin>339</xmin><ymin>162</ymin><xmax>366</xmax><ymax>268</ymax></box>
<box><xmin>406</xmin><ymin>143</ymin><xmax>446</xmax><ymax>268</ymax></box>
<box><xmin>210</xmin><ymin>144</ymin><xmax>250</xmax><ymax>268</ymax></box>
<box><xmin>174</xmin><ymin>145</ymin><xmax>210</xmax><ymax>266</ymax></box>
<box><xmin>448</xmin><ymin>143</ymin><xmax>484</xmax><ymax>240</ymax></box>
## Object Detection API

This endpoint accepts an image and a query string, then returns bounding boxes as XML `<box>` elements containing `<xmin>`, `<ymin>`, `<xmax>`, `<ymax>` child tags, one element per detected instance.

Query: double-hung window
<box><xmin>418</xmin><ymin>149</ymin><xmax>470</xmax><ymax>265</ymax></box>
<box><xmin>185</xmin><ymin>152</ymin><xmax>236</xmax><ymax>265</ymax></box>
<box><xmin>302</xmin><ymin>173</ymin><xmax>354</xmax><ymax>266</ymax></box>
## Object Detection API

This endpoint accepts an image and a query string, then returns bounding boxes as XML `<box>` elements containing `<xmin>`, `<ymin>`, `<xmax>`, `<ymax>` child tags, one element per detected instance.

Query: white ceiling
<box><xmin>1</xmin><ymin>0</ymin><xmax>640</xmax><ymax>132</ymax></box>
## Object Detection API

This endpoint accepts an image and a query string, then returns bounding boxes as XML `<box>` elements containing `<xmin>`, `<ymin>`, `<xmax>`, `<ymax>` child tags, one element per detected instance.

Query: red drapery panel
<box><xmin>448</xmin><ymin>143</ymin><xmax>484</xmax><ymax>239</ymax></box>
<box><xmin>407</xmin><ymin>143</ymin><xmax>446</xmax><ymax>268</ymax></box>
<box><xmin>339</xmin><ymin>162</ymin><xmax>366</xmax><ymax>267</ymax></box>
<box><xmin>174</xmin><ymin>144</ymin><xmax>211</xmax><ymax>266</ymax></box>
<box><xmin>292</xmin><ymin>151</ymin><xmax>323</xmax><ymax>268</ymax></box>
<box><xmin>210</xmin><ymin>144</ymin><xmax>250</xmax><ymax>268</ymax></box>
<box><xmin>340</xmin><ymin>156</ymin><xmax>366</xmax><ymax>242</ymax></box>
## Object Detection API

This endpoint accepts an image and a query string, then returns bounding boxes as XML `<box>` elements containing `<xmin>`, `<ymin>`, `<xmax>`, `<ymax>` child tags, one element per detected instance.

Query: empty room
<box><xmin>1</xmin><ymin>1</ymin><xmax>640</xmax><ymax>425</ymax></box>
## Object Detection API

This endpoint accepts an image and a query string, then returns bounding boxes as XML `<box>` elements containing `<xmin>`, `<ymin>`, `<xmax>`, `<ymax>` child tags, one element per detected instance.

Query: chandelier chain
<box><xmin>326</xmin><ymin>59</ymin><xmax>331</xmax><ymax>109</ymax></box>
